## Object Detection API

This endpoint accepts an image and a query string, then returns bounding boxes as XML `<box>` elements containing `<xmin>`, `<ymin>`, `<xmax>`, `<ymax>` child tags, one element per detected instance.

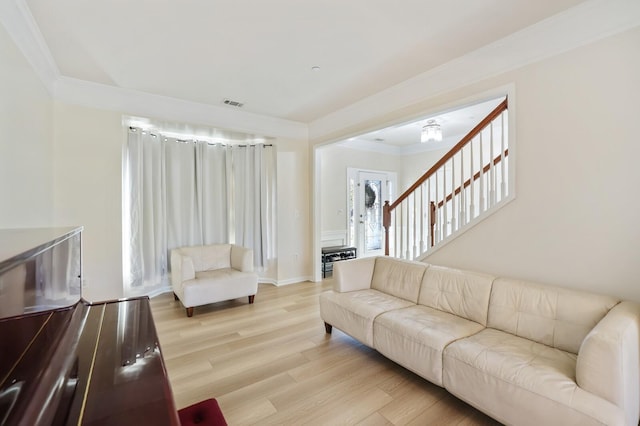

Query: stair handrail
<box><xmin>436</xmin><ymin>149</ymin><xmax>509</xmax><ymax>209</ymax></box>
<box><xmin>383</xmin><ymin>98</ymin><xmax>508</xmax><ymax>256</ymax></box>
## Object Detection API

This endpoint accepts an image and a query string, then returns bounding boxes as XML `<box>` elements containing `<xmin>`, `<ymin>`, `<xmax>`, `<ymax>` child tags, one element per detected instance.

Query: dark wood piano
<box><xmin>0</xmin><ymin>227</ymin><xmax>180</xmax><ymax>425</ymax></box>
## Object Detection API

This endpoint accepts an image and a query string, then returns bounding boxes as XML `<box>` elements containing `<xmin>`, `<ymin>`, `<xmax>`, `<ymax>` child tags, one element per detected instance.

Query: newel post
<box><xmin>383</xmin><ymin>201</ymin><xmax>391</xmax><ymax>256</ymax></box>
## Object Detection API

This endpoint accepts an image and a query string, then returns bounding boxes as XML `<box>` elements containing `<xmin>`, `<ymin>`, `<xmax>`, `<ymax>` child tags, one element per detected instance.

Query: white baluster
<box><xmin>427</xmin><ymin>178</ymin><xmax>432</xmax><ymax>248</ymax></box>
<box><xmin>434</xmin><ymin>172</ymin><xmax>440</xmax><ymax>244</ymax></box>
<box><xmin>419</xmin><ymin>183</ymin><xmax>425</xmax><ymax>254</ymax></box>
<box><xmin>398</xmin><ymin>203</ymin><xmax>403</xmax><ymax>258</ymax></box>
<box><xmin>460</xmin><ymin>147</ymin><xmax>466</xmax><ymax>226</ymax></box>
<box><xmin>412</xmin><ymin>192</ymin><xmax>417</xmax><ymax>259</ymax></box>
<box><xmin>442</xmin><ymin>163</ymin><xmax>448</xmax><ymax>239</ymax></box>
<box><xmin>394</xmin><ymin>209</ymin><xmax>398</xmax><ymax>257</ymax></box>
<box><xmin>405</xmin><ymin>200</ymin><xmax>410</xmax><ymax>260</ymax></box>
<box><xmin>470</xmin><ymin>137</ymin><xmax>475</xmax><ymax>219</ymax></box>
<box><xmin>489</xmin><ymin>122</ymin><xmax>496</xmax><ymax>207</ymax></box>
<box><xmin>500</xmin><ymin>111</ymin><xmax>506</xmax><ymax>200</ymax></box>
<box><xmin>451</xmin><ymin>155</ymin><xmax>456</xmax><ymax>232</ymax></box>
<box><xmin>479</xmin><ymin>132</ymin><xmax>485</xmax><ymax>213</ymax></box>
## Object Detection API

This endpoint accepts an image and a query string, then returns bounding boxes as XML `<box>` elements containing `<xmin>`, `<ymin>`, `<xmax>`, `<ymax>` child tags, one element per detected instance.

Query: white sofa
<box><xmin>319</xmin><ymin>256</ymin><xmax>640</xmax><ymax>426</ymax></box>
<box><xmin>170</xmin><ymin>244</ymin><xmax>258</xmax><ymax>317</ymax></box>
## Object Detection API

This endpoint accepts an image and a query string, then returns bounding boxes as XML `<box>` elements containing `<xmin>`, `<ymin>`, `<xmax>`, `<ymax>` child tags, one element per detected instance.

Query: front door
<box><xmin>349</xmin><ymin>170</ymin><xmax>395</xmax><ymax>258</ymax></box>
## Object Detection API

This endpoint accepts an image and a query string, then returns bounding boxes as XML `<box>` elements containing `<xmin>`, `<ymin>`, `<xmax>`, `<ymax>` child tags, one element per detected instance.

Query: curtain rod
<box><xmin>128</xmin><ymin>127</ymin><xmax>273</xmax><ymax>147</ymax></box>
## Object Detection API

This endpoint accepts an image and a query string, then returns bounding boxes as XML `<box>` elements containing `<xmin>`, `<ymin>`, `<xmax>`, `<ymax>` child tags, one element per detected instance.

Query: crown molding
<box><xmin>0</xmin><ymin>0</ymin><xmax>59</xmax><ymax>93</ymax></box>
<box><xmin>309</xmin><ymin>0</ymin><xmax>640</xmax><ymax>142</ymax></box>
<box><xmin>53</xmin><ymin>76</ymin><xmax>308</xmax><ymax>140</ymax></box>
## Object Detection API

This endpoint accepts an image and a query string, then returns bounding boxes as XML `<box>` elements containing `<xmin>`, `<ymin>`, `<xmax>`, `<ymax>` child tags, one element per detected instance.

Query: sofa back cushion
<box><xmin>488</xmin><ymin>278</ymin><xmax>619</xmax><ymax>354</ymax></box>
<box><xmin>179</xmin><ymin>244</ymin><xmax>232</xmax><ymax>272</ymax></box>
<box><xmin>370</xmin><ymin>257</ymin><xmax>428</xmax><ymax>303</ymax></box>
<box><xmin>418</xmin><ymin>266</ymin><xmax>495</xmax><ymax>326</ymax></box>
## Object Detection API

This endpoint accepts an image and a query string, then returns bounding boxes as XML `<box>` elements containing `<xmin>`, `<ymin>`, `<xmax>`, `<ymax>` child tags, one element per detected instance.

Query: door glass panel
<box><xmin>348</xmin><ymin>177</ymin><xmax>355</xmax><ymax>249</ymax></box>
<box><xmin>363</xmin><ymin>179</ymin><xmax>382</xmax><ymax>251</ymax></box>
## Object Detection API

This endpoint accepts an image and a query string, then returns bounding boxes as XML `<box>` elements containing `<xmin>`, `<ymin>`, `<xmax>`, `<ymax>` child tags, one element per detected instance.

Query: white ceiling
<box><xmin>23</xmin><ymin>0</ymin><xmax>588</xmax><ymax>124</ymax></box>
<box><xmin>346</xmin><ymin>96</ymin><xmax>505</xmax><ymax>152</ymax></box>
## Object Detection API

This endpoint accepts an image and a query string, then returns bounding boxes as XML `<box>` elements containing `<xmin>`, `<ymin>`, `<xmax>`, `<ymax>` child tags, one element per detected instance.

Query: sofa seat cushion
<box><xmin>181</xmin><ymin>268</ymin><xmax>258</xmax><ymax>308</ymax></box>
<box><xmin>373</xmin><ymin>305</ymin><xmax>484</xmax><ymax>386</ymax></box>
<box><xmin>443</xmin><ymin>328</ymin><xmax>623</xmax><ymax>426</ymax></box>
<box><xmin>319</xmin><ymin>289</ymin><xmax>415</xmax><ymax>347</ymax></box>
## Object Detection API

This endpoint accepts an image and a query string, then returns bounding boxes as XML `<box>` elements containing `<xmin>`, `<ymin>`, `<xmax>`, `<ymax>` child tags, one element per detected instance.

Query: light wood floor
<box><xmin>150</xmin><ymin>281</ymin><xmax>501</xmax><ymax>425</ymax></box>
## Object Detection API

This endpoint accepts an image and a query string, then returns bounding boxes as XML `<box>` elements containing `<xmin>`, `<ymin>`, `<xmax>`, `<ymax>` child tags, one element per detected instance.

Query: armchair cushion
<box><xmin>231</xmin><ymin>245</ymin><xmax>254</xmax><ymax>272</ymax></box>
<box><xmin>181</xmin><ymin>255</ymin><xmax>195</xmax><ymax>282</ymax></box>
<box><xmin>180</xmin><ymin>244</ymin><xmax>232</xmax><ymax>271</ymax></box>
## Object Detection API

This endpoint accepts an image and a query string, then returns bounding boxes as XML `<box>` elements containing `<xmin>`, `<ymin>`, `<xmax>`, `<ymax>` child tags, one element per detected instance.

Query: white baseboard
<box><xmin>262</xmin><ymin>276</ymin><xmax>314</xmax><ymax>286</ymax></box>
<box><xmin>273</xmin><ymin>275</ymin><xmax>313</xmax><ymax>287</ymax></box>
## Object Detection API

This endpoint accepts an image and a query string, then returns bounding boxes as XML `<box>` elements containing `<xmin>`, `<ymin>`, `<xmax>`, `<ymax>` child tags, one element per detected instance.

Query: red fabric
<box><xmin>178</xmin><ymin>398</ymin><xmax>227</xmax><ymax>426</ymax></box>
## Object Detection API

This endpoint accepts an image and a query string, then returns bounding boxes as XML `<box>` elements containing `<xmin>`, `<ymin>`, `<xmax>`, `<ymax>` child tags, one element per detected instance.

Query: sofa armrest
<box><xmin>576</xmin><ymin>301</ymin><xmax>640</xmax><ymax>426</ymax></box>
<box><xmin>230</xmin><ymin>245</ymin><xmax>254</xmax><ymax>272</ymax></box>
<box><xmin>333</xmin><ymin>257</ymin><xmax>376</xmax><ymax>292</ymax></box>
<box><xmin>170</xmin><ymin>250</ymin><xmax>196</xmax><ymax>288</ymax></box>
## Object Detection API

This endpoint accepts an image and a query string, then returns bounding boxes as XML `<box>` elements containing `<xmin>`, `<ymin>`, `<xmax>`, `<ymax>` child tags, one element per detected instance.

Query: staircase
<box><xmin>383</xmin><ymin>98</ymin><xmax>509</xmax><ymax>259</ymax></box>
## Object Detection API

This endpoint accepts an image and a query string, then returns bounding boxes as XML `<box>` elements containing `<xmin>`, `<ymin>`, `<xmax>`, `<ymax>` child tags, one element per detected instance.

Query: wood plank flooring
<box><xmin>150</xmin><ymin>281</ymin><xmax>501</xmax><ymax>425</ymax></box>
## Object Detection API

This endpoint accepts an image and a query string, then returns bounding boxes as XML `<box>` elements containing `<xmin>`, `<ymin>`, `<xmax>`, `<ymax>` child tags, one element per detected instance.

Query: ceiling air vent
<box><xmin>223</xmin><ymin>99</ymin><xmax>244</xmax><ymax>108</ymax></box>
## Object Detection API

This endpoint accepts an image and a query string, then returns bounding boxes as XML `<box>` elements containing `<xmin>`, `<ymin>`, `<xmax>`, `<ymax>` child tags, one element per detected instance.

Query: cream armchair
<box><xmin>170</xmin><ymin>244</ymin><xmax>258</xmax><ymax>317</ymax></box>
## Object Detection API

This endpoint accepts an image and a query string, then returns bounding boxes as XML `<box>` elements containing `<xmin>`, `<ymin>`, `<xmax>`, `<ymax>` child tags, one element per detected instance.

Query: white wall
<box><xmin>314</xmin><ymin>27</ymin><xmax>640</xmax><ymax>301</ymax></box>
<box><xmin>276</xmin><ymin>139</ymin><xmax>311</xmax><ymax>284</ymax></box>
<box><xmin>52</xmin><ymin>103</ymin><xmax>124</xmax><ymax>301</ymax></box>
<box><xmin>399</xmin><ymin>148</ymin><xmax>449</xmax><ymax>191</ymax></box>
<box><xmin>0</xmin><ymin>24</ymin><xmax>53</xmax><ymax>227</ymax></box>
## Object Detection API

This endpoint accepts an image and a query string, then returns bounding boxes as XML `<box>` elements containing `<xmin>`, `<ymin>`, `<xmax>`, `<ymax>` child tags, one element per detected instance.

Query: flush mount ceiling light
<box><xmin>421</xmin><ymin>119</ymin><xmax>442</xmax><ymax>143</ymax></box>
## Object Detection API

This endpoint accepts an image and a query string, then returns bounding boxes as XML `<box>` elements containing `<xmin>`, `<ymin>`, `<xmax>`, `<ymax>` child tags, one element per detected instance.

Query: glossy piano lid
<box><xmin>0</xmin><ymin>298</ymin><xmax>180</xmax><ymax>426</ymax></box>
<box><xmin>0</xmin><ymin>227</ymin><xmax>83</xmax><ymax>274</ymax></box>
<box><xmin>0</xmin><ymin>227</ymin><xmax>83</xmax><ymax>320</ymax></box>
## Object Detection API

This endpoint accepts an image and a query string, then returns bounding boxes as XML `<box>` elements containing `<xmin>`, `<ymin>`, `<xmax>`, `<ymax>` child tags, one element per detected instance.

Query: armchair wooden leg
<box><xmin>324</xmin><ymin>322</ymin><xmax>333</xmax><ymax>334</ymax></box>
<box><xmin>173</xmin><ymin>292</ymin><xmax>179</xmax><ymax>301</ymax></box>
<box><xmin>186</xmin><ymin>307</ymin><xmax>194</xmax><ymax>317</ymax></box>
<box><xmin>248</xmin><ymin>295</ymin><xmax>255</xmax><ymax>304</ymax></box>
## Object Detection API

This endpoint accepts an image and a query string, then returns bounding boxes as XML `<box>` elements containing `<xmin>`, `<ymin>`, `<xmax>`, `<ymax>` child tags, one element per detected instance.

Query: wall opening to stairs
<box><xmin>314</xmin><ymin>88</ymin><xmax>516</xmax><ymax>279</ymax></box>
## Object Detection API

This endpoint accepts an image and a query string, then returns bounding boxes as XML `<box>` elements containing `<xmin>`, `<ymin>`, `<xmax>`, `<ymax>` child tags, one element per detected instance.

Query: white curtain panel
<box><xmin>199</xmin><ymin>142</ymin><xmax>228</xmax><ymax>245</ymax></box>
<box><xmin>164</xmin><ymin>139</ymin><xmax>201</xmax><ymax>250</ymax></box>
<box><xmin>124</xmin><ymin>128</ymin><xmax>275</xmax><ymax>295</ymax></box>
<box><xmin>228</xmin><ymin>145</ymin><xmax>276</xmax><ymax>269</ymax></box>
<box><xmin>127</xmin><ymin>130</ymin><xmax>167</xmax><ymax>289</ymax></box>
